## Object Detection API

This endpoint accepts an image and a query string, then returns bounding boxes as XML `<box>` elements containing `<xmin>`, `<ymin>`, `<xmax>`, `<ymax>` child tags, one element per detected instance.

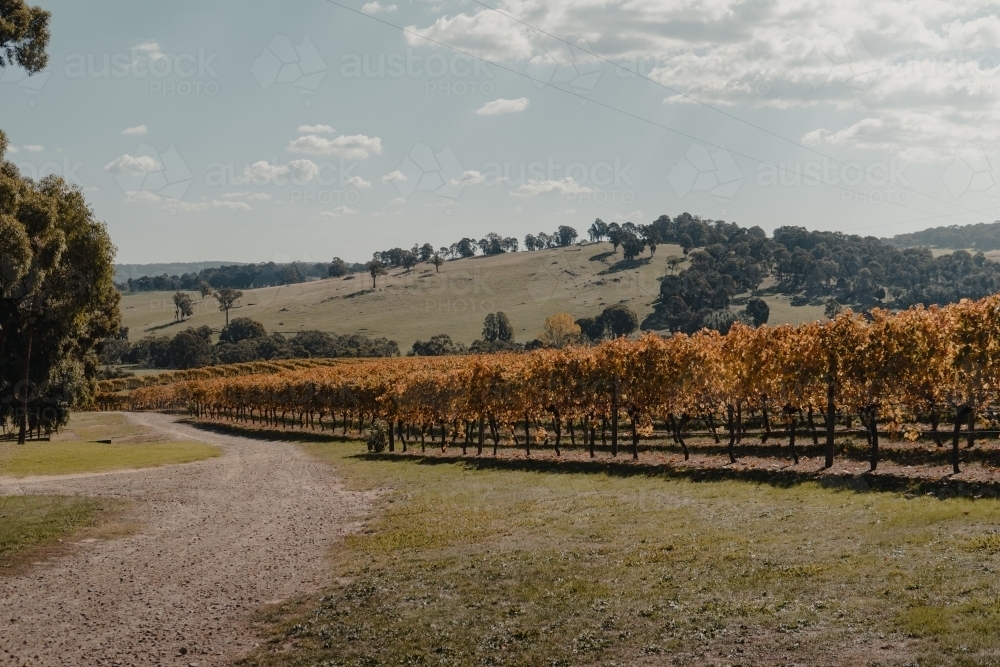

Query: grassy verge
<box><xmin>0</xmin><ymin>411</ymin><xmax>220</xmax><ymax>477</ymax></box>
<box><xmin>233</xmin><ymin>440</ymin><xmax>1000</xmax><ymax>667</ymax></box>
<box><xmin>0</xmin><ymin>495</ymin><xmax>131</xmax><ymax>573</ymax></box>
<box><xmin>0</xmin><ymin>440</ymin><xmax>219</xmax><ymax>477</ymax></box>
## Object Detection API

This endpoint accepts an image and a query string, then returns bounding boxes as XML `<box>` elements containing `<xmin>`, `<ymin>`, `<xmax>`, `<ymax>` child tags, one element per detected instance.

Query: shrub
<box><xmin>366</xmin><ymin>422</ymin><xmax>389</xmax><ymax>453</ymax></box>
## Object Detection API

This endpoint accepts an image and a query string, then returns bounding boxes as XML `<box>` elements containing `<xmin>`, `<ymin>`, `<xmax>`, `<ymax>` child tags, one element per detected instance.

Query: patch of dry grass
<box><xmin>234</xmin><ymin>440</ymin><xmax>1000</xmax><ymax>667</ymax></box>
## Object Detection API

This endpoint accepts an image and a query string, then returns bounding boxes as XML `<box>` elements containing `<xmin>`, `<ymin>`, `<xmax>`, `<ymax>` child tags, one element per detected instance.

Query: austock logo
<box><xmin>251</xmin><ymin>35</ymin><xmax>327</xmax><ymax>99</ymax></box>
<box><xmin>105</xmin><ymin>143</ymin><xmax>193</xmax><ymax>204</ymax></box>
<box><xmin>943</xmin><ymin>149</ymin><xmax>1000</xmax><ymax>200</ymax></box>
<box><xmin>1</xmin><ymin>66</ymin><xmax>50</xmax><ymax>106</ymax></box>
<box><xmin>526</xmin><ymin>36</ymin><xmax>603</xmax><ymax>101</ymax></box>
<box><xmin>391</xmin><ymin>143</ymin><xmax>467</xmax><ymax>212</ymax></box>
<box><xmin>667</xmin><ymin>144</ymin><xmax>744</xmax><ymax>211</ymax></box>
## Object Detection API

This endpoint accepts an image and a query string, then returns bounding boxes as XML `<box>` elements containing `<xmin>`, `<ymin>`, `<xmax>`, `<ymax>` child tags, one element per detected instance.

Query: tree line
<box><xmin>120</xmin><ymin>260</ymin><xmax>344</xmax><ymax>292</ymax></box>
<box><xmin>885</xmin><ymin>221</ymin><xmax>1000</xmax><ymax>251</ymax></box>
<box><xmin>408</xmin><ymin>305</ymin><xmax>642</xmax><ymax>356</ymax></box>
<box><xmin>99</xmin><ymin>316</ymin><xmax>399</xmax><ymax>372</ymax></box>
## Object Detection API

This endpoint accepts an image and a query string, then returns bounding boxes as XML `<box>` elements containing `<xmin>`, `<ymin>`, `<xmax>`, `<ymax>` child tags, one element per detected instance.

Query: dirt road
<box><xmin>0</xmin><ymin>413</ymin><xmax>373</xmax><ymax>667</ymax></box>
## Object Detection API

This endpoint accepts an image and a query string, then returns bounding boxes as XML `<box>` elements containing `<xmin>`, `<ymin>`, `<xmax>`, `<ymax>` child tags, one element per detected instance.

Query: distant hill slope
<box><xmin>114</xmin><ymin>262</ymin><xmax>244</xmax><ymax>283</ymax></box>
<box><xmin>886</xmin><ymin>221</ymin><xmax>1000</xmax><ymax>250</ymax></box>
<box><xmin>118</xmin><ymin>242</ymin><xmax>823</xmax><ymax>349</ymax></box>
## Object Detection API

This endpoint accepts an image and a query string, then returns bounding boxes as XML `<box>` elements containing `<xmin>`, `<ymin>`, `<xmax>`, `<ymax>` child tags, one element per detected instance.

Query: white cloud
<box><xmin>406</xmin><ymin>11</ymin><xmax>534</xmax><ymax>61</ymax></box>
<box><xmin>476</xmin><ymin>97</ymin><xmax>530</xmax><ymax>115</ymax></box>
<box><xmin>174</xmin><ymin>200</ymin><xmax>253</xmax><ymax>212</ymax></box>
<box><xmin>298</xmin><ymin>124</ymin><xmax>334</xmax><ymax>134</ymax></box>
<box><xmin>362</xmin><ymin>1</ymin><xmax>397</xmax><ymax>13</ymax></box>
<box><xmin>7</xmin><ymin>146</ymin><xmax>18</xmax><ymax>154</ymax></box>
<box><xmin>382</xmin><ymin>170</ymin><xmax>407</xmax><ymax>183</ymax></box>
<box><xmin>390</xmin><ymin>197</ymin><xmax>406</xmax><ymax>205</ymax></box>
<box><xmin>122</xmin><ymin>125</ymin><xmax>148</xmax><ymax>136</ymax></box>
<box><xmin>132</xmin><ymin>41</ymin><xmax>160</xmax><ymax>54</ymax></box>
<box><xmin>616</xmin><ymin>210</ymin><xmax>644</xmax><ymax>220</ymax></box>
<box><xmin>317</xmin><ymin>206</ymin><xmax>359</xmax><ymax>218</ymax></box>
<box><xmin>287</xmin><ymin>134</ymin><xmax>383</xmax><ymax>160</ymax></box>
<box><xmin>404</xmin><ymin>1</ymin><xmax>1000</xmax><ymax>161</ymax></box>
<box><xmin>240</xmin><ymin>159</ymin><xmax>320</xmax><ymax>184</ymax></box>
<box><xmin>23</xmin><ymin>145</ymin><xmax>43</xmax><ymax>153</ymax></box>
<box><xmin>448</xmin><ymin>170</ymin><xmax>485</xmax><ymax>187</ymax></box>
<box><xmin>124</xmin><ymin>190</ymin><xmax>162</xmax><ymax>203</ymax></box>
<box><xmin>345</xmin><ymin>176</ymin><xmax>372</xmax><ymax>188</ymax></box>
<box><xmin>222</xmin><ymin>191</ymin><xmax>274</xmax><ymax>201</ymax></box>
<box><xmin>372</xmin><ymin>210</ymin><xmax>402</xmax><ymax>217</ymax></box>
<box><xmin>509</xmin><ymin>205</ymin><xmax>523</xmax><ymax>213</ymax></box>
<box><xmin>510</xmin><ymin>177</ymin><xmax>592</xmax><ymax>197</ymax></box>
<box><xmin>104</xmin><ymin>154</ymin><xmax>161</xmax><ymax>174</ymax></box>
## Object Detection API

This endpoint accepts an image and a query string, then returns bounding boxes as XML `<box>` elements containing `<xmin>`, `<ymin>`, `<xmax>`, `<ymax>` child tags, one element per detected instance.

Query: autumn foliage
<box><xmin>101</xmin><ymin>296</ymin><xmax>1000</xmax><ymax>473</ymax></box>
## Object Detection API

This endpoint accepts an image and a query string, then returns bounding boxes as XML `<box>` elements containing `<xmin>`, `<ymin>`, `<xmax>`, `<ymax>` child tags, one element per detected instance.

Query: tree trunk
<box><xmin>807</xmin><ymin>407</ymin><xmax>819</xmax><ymax>446</ymax></box>
<box><xmin>868</xmin><ymin>408</ymin><xmax>879</xmax><ymax>472</ymax></box>
<box><xmin>389</xmin><ymin>420</ymin><xmax>395</xmax><ymax>452</ymax></box>
<box><xmin>553</xmin><ymin>409</ymin><xmax>562</xmax><ymax>457</ymax></box>
<box><xmin>524</xmin><ymin>412</ymin><xmax>530</xmax><ymax>457</ymax></box>
<box><xmin>673</xmin><ymin>414</ymin><xmax>690</xmax><ymax>460</ymax></box>
<box><xmin>967</xmin><ymin>409</ymin><xmax>976</xmax><ymax>449</ymax></box>
<box><xmin>587</xmin><ymin>415</ymin><xmax>595</xmax><ymax>458</ymax></box>
<box><xmin>930</xmin><ymin>409</ymin><xmax>943</xmax><ymax>447</ymax></box>
<box><xmin>825</xmin><ymin>366</ymin><xmax>836</xmax><ymax>468</ymax></box>
<box><xmin>611</xmin><ymin>375</ymin><xmax>619</xmax><ymax>457</ymax></box>
<box><xmin>760</xmin><ymin>404</ymin><xmax>771</xmax><ymax>443</ymax></box>
<box><xmin>399</xmin><ymin>420</ymin><xmax>407</xmax><ymax>452</ymax></box>
<box><xmin>726</xmin><ymin>404</ymin><xmax>737</xmax><ymax>463</ymax></box>
<box><xmin>706</xmin><ymin>413</ymin><xmax>720</xmax><ymax>444</ymax></box>
<box><xmin>478</xmin><ymin>415</ymin><xmax>484</xmax><ymax>455</ymax></box>
<box><xmin>568</xmin><ymin>418</ymin><xmax>575</xmax><ymax>446</ymax></box>
<box><xmin>489</xmin><ymin>415</ymin><xmax>499</xmax><ymax>456</ymax></box>
<box><xmin>952</xmin><ymin>406</ymin><xmax>971</xmax><ymax>474</ymax></box>
<box><xmin>788</xmin><ymin>413</ymin><xmax>799</xmax><ymax>465</ymax></box>
<box><xmin>630</xmin><ymin>409</ymin><xmax>639</xmax><ymax>460</ymax></box>
<box><xmin>17</xmin><ymin>320</ymin><xmax>34</xmax><ymax>445</ymax></box>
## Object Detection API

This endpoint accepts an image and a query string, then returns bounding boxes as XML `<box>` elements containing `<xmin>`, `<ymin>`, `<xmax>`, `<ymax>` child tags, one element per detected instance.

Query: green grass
<box><xmin>0</xmin><ymin>495</ymin><xmax>120</xmax><ymax>572</ymax></box>
<box><xmin>0</xmin><ymin>440</ymin><xmax>219</xmax><ymax>477</ymax></box>
<box><xmin>236</xmin><ymin>442</ymin><xmax>1000</xmax><ymax>667</ymax></box>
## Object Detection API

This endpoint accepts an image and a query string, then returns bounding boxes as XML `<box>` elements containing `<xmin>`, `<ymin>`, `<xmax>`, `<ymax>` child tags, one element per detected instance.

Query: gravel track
<box><xmin>0</xmin><ymin>412</ymin><xmax>374</xmax><ymax>667</ymax></box>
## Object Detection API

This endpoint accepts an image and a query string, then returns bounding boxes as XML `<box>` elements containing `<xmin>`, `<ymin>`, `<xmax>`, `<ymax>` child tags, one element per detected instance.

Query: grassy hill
<box><xmin>119</xmin><ymin>242</ymin><xmax>825</xmax><ymax>350</ymax></box>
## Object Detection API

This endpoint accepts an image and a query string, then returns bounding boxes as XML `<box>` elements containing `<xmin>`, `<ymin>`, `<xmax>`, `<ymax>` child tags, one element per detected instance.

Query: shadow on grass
<box><xmin>180</xmin><ymin>418</ymin><xmax>359</xmax><ymax>444</ymax></box>
<box><xmin>357</xmin><ymin>450</ymin><xmax>1000</xmax><ymax>499</ymax></box>
<box><xmin>598</xmin><ymin>257</ymin><xmax>652</xmax><ymax>274</ymax></box>
<box><xmin>178</xmin><ymin>418</ymin><xmax>1000</xmax><ymax>499</ymax></box>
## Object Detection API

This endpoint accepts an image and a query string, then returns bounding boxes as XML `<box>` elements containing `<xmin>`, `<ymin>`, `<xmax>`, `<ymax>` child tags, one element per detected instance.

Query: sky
<box><xmin>3</xmin><ymin>0</ymin><xmax>1000</xmax><ymax>264</ymax></box>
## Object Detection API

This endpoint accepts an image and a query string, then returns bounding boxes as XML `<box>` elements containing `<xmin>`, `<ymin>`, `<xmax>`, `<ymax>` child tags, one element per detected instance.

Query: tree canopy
<box><xmin>0</xmin><ymin>131</ymin><xmax>120</xmax><ymax>441</ymax></box>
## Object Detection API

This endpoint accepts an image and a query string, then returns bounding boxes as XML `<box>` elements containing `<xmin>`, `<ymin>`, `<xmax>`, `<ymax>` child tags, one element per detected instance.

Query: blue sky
<box><xmin>3</xmin><ymin>0</ymin><xmax>1000</xmax><ymax>263</ymax></box>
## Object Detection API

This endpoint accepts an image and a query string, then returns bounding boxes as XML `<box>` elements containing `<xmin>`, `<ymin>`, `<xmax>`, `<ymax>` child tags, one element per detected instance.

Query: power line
<box><xmin>466</xmin><ymin>0</ymin><xmax>985</xmax><ymax>220</ymax></box>
<box><xmin>320</xmin><ymin>0</ymin><xmax>986</xmax><ymax>227</ymax></box>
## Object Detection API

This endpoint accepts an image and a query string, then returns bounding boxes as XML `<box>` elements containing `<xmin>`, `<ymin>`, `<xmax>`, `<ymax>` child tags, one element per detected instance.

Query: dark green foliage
<box><xmin>409</xmin><ymin>334</ymin><xmax>467</xmax><ymax>356</ymax></box>
<box><xmin>219</xmin><ymin>317</ymin><xmax>267</xmax><ymax>345</ymax></box>
<box><xmin>886</xmin><ymin>221</ymin><xmax>1000</xmax><ymax>251</ymax></box>
<box><xmin>601</xmin><ymin>304</ymin><xmax>639</xmax><ymax>338</ymax></box>
<box><xmin>745</xmin><ymin>297</ymin><xmax>770</xmax><ymax>327</ymax></box>
<box><xmin>0</xmin><ymin>131</ymin><xmax>121</xmax><ymax>440</ymax></box>
<box><xmin>556</xmin><ymin>225</ymin><xmax>578</xmax><ymax>247</ymax></box>
<box><xmin>167</xmin><ymin>328</ymin><xmax>215</xmax><ymax>369</ymax></box>
<box><xmin>0</xmin><ymin>0</ymin><xmax>50</xmax><ymax>73</ymax></box>
<box><xmin>328</xmin><ymin>257</ymin><xmax>349</xmax><ymax>278</ymax></box>
<box><xmin>576</xmin><ymin>316</ymin><xmax>606</xmax><ymax>342</ymax></box>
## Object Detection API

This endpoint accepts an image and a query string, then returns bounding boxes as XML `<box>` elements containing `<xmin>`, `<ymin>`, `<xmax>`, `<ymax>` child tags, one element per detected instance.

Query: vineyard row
<box><xmin>100</xmin><ymin>296</ymin><xmax>1000</xmax><ymax>473</ymax></box>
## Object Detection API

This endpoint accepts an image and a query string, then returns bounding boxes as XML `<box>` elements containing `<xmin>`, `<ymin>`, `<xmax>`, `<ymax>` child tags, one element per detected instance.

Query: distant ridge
<box><xmin>885</xmin><ymin>221</ymin><xmax>1000</xmax><ymax>250</ymax></box>
<box><xmin>114</xmin><ymin>262</ymin><xmax>245</xmax><ymax>283</ymax></box>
